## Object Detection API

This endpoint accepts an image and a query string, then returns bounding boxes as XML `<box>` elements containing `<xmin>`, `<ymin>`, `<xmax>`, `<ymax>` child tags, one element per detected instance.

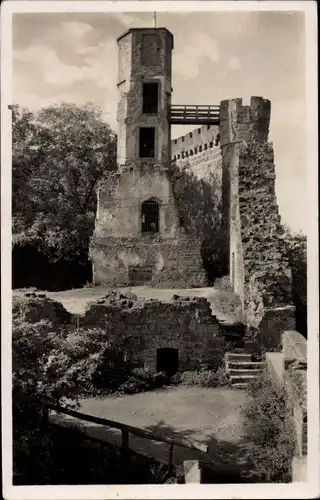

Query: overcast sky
<box><xmin>13</xmin><ymin>11</ymin><xmax>306</xmax><ymax>232</ymax></box>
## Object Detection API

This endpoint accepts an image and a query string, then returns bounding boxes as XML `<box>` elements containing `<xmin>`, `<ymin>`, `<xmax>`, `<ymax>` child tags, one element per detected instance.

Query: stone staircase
<box><xmin>225</xmin><ymin>351</ymin><xmax>264</xmax><ymax>389</ymax></box>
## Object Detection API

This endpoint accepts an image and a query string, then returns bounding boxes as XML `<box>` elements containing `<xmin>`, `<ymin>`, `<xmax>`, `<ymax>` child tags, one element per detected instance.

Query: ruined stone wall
<box><xmin>90</xmin><ymin>234</ymin><xmax>206</xmax><ymax>288</ymax></box>
<box><xmin>219</xmin><ymin>97</ymin><xmax>295</xmax><ymax>346</ymax></box>
<box><xmin>80</xmin><ymin>293</ymin><xmax>225</xmax><ymax>371</ymax></box>
<box><xmin>12</xmin><ymin>292</ymin><xmax>226</xmax><ymax>372</ymax></box>
<box><xmin>91</xmin><ymin>163</ymin><xmax>206</xmax><ymax>287</ymax></box>
<box><xmin>94</xmin><ymin>165</ymin><xmax>179</xmax><ymax>239</ymax></box>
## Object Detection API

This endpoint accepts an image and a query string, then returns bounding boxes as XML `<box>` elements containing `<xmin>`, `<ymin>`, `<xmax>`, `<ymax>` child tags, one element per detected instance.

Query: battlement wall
<box><xmin>171</xmin><ymin>124</ymin><xmax>220</xmax><ymax>160</ymax></box>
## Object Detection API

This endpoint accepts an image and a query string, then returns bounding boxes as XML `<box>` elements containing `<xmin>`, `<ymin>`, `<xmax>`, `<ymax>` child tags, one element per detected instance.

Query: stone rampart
<box><xmin>219</xmin><ymin>97</ymin><xmax>295</xmax><ymax>347</ymax></box>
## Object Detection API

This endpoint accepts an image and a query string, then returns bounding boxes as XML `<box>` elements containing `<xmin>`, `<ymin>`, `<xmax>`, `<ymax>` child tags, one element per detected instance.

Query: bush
<box><xmin>117</xmin><ymin>367</ymin><xmax>167</xmax><ymax>395</ymax></box>
<box><xmin>241</xmin><ymin>371</ymin><xmax>295</xmax><ymax>482</ymax></box>
<box><xmin>12</xmin><ymin>318</ymin><xmax>81</xmax><ymax>483</ymax></box>
<box><xmin>171</xmin><ymin>368</ymin><xmax>229</xmax><ymax>388</ymax></box>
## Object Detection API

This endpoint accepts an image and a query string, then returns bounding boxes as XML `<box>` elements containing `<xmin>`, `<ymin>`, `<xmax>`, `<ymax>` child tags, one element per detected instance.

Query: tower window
<box><xmin>139</xmin><ymin>127</ymin><xmax>155</xmax><ymax>158</ymax></box>
<box><xmin>141</xmin><ymin>199</ymin><xmax>159</xmax><ymax>233</ymax></box>
<box><xmin>143</xmin><ymin>83</ymin><xmax>159</xmax><ymax>114</ymax></box>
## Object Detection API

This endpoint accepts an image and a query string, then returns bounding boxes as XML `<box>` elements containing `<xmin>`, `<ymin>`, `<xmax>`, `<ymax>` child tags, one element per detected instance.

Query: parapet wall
<box><xmin>171</xmin><ymin>124</ymin><xmax>220</xmax><ymax>160</ymax></box>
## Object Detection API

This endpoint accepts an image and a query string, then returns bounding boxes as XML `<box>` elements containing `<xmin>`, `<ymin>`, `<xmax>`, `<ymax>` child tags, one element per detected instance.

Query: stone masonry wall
<box><xmin>219</xmin><ymin>97</ymin><xmax>295</xmax><ymax>347</ymax></box>
<box><xmin>90</xmin><ymin>163</ymin><xmax>206</xmax><ymax>287</ymax></box>
<box><xmin>170</xmin><ymin>125</ymin><xmax>224</xmax><ymax>280</ymax></box>
<box><xmin>80</xmin><ymin>292</ymin><xmax>225</xmax><ymax>371</ymax></box>
<box><xmin>90</xmin><ymin>234</ymin><xmax>206</xmax><ymax>288</ymax></box>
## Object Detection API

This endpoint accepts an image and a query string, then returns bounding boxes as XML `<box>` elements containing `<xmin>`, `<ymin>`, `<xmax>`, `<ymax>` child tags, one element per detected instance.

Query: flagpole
<box><xmin>154</xmin><ymin>12</ymin><xmax>157</xmax><ymax>28</ymax></box>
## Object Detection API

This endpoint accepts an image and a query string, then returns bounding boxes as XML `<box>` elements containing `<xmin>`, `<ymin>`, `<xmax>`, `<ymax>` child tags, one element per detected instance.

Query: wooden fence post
<box><xmin>168</xmin><ymin>443</ymin><xmax>174</xmax><ymax>474</ymax></box>
<box><xmin>121</xmin><ymin>429</ymin><xmax>129</xmax><ymax>465</ymax></box>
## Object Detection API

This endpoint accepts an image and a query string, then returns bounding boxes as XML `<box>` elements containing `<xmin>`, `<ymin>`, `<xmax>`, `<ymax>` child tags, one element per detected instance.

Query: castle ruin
<box><xmin>89</xmin><ymin>27</ymin><xmax>295</xmax><ymax>342</ymax></box>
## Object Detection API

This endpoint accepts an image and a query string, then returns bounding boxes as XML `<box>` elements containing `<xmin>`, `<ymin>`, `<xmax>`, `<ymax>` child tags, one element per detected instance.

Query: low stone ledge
<box><xmin>292</xmin><ymin>455</ymin><xmax>307</xmax><ymax>482</ymax></box>
<box><xmin>266</xmin><ymin>352</ymin><xmax>284</xmax><ymax>386</ymax></box>
<box><xmin>257</xmin><ymin>306</ymin><xmax>296</xmax><ymax>351</ymax></box>
<box><xmin>282</xmin><ymin>330</ymin><xmax>307</xmax><ymax>370</ymax></box>
<box><xmin>183</xmin><ymin>460</ymin><xmax>202</xmax><ymax>483</ymax></box>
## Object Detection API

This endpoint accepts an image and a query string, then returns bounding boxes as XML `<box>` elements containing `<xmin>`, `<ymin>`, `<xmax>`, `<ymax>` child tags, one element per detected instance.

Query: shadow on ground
<box><xmin>50</xmin><ymin>413</ymin><xmax>260</xmax><ymax>483</ymax></box>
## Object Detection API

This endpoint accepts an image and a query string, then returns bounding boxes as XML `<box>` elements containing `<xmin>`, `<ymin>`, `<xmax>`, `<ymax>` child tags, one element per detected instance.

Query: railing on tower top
<box><xmin>169</xmin><ymin>105</ymin><xmax>220</xmax><ymax>125</ymax></box>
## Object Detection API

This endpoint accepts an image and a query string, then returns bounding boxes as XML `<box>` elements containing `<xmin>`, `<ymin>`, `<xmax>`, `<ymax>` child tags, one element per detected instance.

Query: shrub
<box><xmin>117</xmin><ymin>367</ymin><xmax>167</xmax><ymax>395</ymax></box>
<box><xmin>172</xmin><ymin>368</ymin><xmax>229</xmax><ymax>388</ymax></box>
<box><xmin>241</xmin><ymin>371</ymin><xmax>295</xmax><ymax>482</ymax></box>
<box><xmin>12</xmin><ymin>318</ymin><xmax>81</xmax><ymax>483</ymax></box>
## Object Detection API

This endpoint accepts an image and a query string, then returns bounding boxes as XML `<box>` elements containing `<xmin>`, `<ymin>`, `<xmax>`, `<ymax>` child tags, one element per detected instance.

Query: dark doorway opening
<box><xmin>156</xmin><ymin>348</ymin><xmax>179</xmax><ymax>377</ymax></box>
<box><xmin>141</xmin><ymin>199</ymin><xmax>159</xmax><ymax>233</ymax></box>
<box><xmin>142</xmin><ymin>83</ymin><xmax>159</xmax><ymax>114</ymax></box>
<box><xmin>139</xmin><ymin>127</ymin><xmax>155</xmax><ymax>158</ymax></box>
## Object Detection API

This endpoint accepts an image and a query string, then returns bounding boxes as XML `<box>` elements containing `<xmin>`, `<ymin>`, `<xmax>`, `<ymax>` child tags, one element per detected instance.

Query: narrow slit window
<box><xmin>141</xmin><ymin>200</ymin><xmax>159</xmax><ymax>233</ymax></box>
<box><xmin>142</xmin><ymin>83</ymin><xmax>159</xmax><ymax>114</ymax></box>
<box><xmin>139</xmin><ymin>127</ymin><xmax>155</xmax><ymax>158</ymax></box>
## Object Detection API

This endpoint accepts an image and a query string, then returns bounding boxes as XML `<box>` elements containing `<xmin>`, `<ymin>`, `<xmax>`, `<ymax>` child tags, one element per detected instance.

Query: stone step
<box><xmin>230</xmin><ymin>374</ymin><xmax>259</xmax><ymax>384</ymax></box>
<box><xmin>231</xmin><ymin>382</ymin><xmax>249</xmax><ymax>390</ymax></box>
<box><xmin>228</xmin><ymin>368</ymin><xmax>262</xmax><ymax>376</ymax></box>
<box><xmin>225</xmin><ymin>353</ymin><xmax>252</xmax><ymax>362</ymax></box>
<box><xmin>227</xmin><ymin>361</ymin><xmax>264</xmax><ymax>370</ymax></box>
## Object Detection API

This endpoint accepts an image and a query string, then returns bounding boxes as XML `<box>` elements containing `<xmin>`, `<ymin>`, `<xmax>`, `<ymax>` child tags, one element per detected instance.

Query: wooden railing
<box><xmin>49</xmin><ymin>404</ymin><xmax>208</xmax><ymax>472</ymax></box>
<box><xmin>169</xmin><ymin>105</ymin><xmax>220</xmax><ymax>125</ymax></box>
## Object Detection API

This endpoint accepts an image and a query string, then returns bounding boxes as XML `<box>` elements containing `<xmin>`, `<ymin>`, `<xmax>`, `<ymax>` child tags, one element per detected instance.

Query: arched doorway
<box><xmin>156</xmin><ymin>348</ymin><xmax>179</xmax><ymax>377</ymax></box>
<box><xmin>141</xmin><ymin>199</ymin><xmax>159</xmax><ymax>233</ymax></box>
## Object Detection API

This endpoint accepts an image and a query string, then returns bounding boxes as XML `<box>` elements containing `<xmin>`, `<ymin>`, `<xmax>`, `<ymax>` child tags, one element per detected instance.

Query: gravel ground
<box><xmin>51</xmin><ymin>387</ymin><xmax>251</xmax><ymax>469</ymax></box>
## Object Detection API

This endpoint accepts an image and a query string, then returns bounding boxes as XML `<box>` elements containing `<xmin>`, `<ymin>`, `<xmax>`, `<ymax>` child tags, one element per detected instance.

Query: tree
<box><xmin>12</xmin><ymin>102</ymin><xmax>117</xmax><ymax>262</ymax></box>
<box><xmin>279</xmin><ymin>224</ymin><xmax>307</xmax><ymax>337</ymax></box>
<box><xmin>280</xmin><ymin>224</ymin><xmax>307</xmax><ymax>267</ymax></box>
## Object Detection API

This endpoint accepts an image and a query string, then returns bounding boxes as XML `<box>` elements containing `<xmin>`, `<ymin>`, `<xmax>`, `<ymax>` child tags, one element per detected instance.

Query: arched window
<box><xmin>141</xmin><ymin>199</ymin><xmax>159</xmax><ymax>233</ymax></box>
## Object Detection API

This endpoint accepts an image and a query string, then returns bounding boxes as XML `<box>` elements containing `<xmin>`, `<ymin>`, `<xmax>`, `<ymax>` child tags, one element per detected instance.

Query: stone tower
<box><xmin>116</xmin><ymin>28</ymin><xmax>173</xmax><ymax>168</ymax></box>
<box><xmin>90</xmin><ymin>28</ymin><xmax>207</xmax><ymax>287</ymax></box>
